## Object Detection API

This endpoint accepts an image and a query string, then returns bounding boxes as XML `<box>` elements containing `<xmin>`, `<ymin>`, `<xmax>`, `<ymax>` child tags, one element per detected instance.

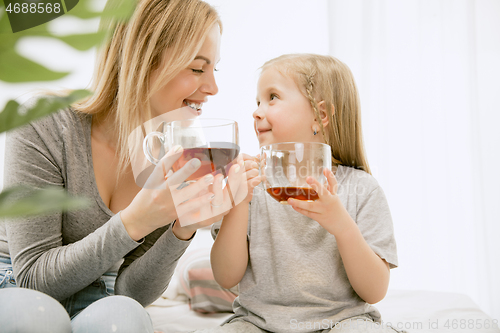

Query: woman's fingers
<box><xmin>166</xmin><ymin>157</ymin><xmax>202</xmax><ymax>186</ymax></box>
<box><xmin>143</xmin><ymin>145</ymin><xmax>184</xmax><ymax>189</ymax></box>
<box><xmin>171</xmin><ymin>173</ymin><xmax>214</xmax><ymax>205</ymax></box>
<box><xmin>210</xmin><ymin>174</ymin><xmax>227</xmax><ymax>209</ymax></box>
<box><xmin>176</xmin><ymin>191</ymin><xmax>215</xmax><ymax>219</ymax></box>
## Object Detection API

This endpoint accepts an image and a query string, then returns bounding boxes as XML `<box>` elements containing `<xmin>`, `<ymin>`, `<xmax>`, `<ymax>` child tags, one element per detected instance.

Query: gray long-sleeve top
<box><xmin>0</xmin><ymin>108</ymin><xmax>191</xmax><ymax>306</ymax></box>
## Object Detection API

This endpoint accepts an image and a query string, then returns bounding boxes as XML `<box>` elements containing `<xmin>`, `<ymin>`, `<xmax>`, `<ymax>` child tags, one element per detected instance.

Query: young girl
<box><xmin>205</xmin><ymin>54</ymin><xmax>400</xmax><ymax>333</ymax></box>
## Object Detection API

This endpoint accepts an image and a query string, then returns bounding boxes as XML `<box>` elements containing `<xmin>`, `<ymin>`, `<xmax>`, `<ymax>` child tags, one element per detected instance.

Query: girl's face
<box><xmin>149</xmin><ymin>24</ymin><xmax>221</xmax><ymax>117</ymax></box>
<box><xmin>253</xmin><ymin>67</ymin><xmax>319</xmax><ymax>147</ymax></box>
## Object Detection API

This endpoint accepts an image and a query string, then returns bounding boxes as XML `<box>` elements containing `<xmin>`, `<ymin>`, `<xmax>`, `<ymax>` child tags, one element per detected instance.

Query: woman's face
<box><xmin>150</xmin><ymin>24</ymin><xmax>221</xmax><ymax>117</ymax></box>
<box><xmin>253</xmin><ymin>67</ymin><xmax>317</xmax><ymax>147</ymax></box>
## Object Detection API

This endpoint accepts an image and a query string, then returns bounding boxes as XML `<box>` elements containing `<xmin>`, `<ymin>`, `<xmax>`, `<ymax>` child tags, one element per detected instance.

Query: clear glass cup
<box><xmin>143</xmin><ymin>118</ymin><xmax>239</xmax><ymax>182</ymax></box>
<box><xmin>259</xmin><ymin>142</ymin><xmax>332</xmax><ymax>204</ymax></box>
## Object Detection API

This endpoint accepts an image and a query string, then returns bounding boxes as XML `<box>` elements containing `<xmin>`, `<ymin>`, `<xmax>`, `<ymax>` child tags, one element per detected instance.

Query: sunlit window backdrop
<box><xmin>1</xmin><ymin>0</ymin><xmax>498</xmax><ymax>320</ymax></box>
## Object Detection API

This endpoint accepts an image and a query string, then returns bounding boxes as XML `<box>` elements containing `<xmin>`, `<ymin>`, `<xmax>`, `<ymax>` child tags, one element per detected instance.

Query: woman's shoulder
<box><xmin>32</xmin><ymin>105</ymin><xmax>89</xmax><ymax>132</ymax></box>
<box><xmin>6</xmin><ymin>100</ymin><xmax>91</xmax><ymax>155</ymax></box>
<box><xmin>11</xmin><ymin>99</ymin><xmax>89</xmax><ymax>137</ymax></box>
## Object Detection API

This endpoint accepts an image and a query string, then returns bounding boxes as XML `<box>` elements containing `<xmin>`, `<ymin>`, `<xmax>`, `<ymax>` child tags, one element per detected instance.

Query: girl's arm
<box><xmin>288</xmin><ymin>169</ymin><xmax>391</xmax><ymax>304</ymax></box>
<box><xmin>324</xmin><ymin>202</ymin><xmax>390</xmax><ymax>304</ymax></box>
<box><xmin>210</xmin><ymin>202</ymin><xmax>249</xmax><ymax>289</ymax></box>
<box><xmin>211</xmin><ymin>155</ymin><xmax>261</xmax><ymax>289</ymax></box>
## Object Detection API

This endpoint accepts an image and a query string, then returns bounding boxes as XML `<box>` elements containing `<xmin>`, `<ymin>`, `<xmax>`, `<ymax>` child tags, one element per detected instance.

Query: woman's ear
<box><xmin>316</xmin><ymin>101</ymin><xmax>332</xmax><ymax>128</ymax></box>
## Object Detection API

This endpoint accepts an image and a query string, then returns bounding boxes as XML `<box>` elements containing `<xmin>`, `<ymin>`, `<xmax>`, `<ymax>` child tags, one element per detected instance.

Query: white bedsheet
<box><xmin>147</xmin><ymin>229</ymin><xmax>498</xmax><ymax>333</ymax></box>
<box><xmin>147</xmin><ymin>289</ymin><xmax>499</xmax><ymax>333</ymax></box>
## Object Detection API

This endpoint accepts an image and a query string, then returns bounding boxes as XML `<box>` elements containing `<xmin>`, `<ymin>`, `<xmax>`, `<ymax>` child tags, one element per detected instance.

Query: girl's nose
<box><xmin>253</xmin><ymin>107</ymin><xmax>264</xmax><ymax>120</ymax></box>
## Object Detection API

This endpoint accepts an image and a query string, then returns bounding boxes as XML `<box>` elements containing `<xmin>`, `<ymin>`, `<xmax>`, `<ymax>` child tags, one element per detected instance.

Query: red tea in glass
<box><xmin>172</xmin><ymin>145</ymin><xmax>240</xmax><ymax>181</ymax></box>
<box><xmin>266</xmin><ymin>187</ymin><xmax>319</xmax><ymax>203</ymax></box>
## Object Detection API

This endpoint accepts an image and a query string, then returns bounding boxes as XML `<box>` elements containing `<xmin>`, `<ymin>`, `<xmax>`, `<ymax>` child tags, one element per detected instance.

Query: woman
<box><xmin>0</xmin><ymin>0</ymin><xmax>234</xmax><ymax>331</ymax></box>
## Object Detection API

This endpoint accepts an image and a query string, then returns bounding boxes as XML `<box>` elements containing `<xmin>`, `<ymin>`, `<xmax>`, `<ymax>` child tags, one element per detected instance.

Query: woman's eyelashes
<box><xmin>190</xmin><ymin>67</ymin><xmax>218</xmax><ymax>74</ymax></box>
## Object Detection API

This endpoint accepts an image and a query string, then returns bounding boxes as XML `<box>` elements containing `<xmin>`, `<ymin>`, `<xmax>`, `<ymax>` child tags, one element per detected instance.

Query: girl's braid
<box><xmin>305</xmin><ymin>74</ymin><xmax>329</xmax><ymax>146</ymax></box>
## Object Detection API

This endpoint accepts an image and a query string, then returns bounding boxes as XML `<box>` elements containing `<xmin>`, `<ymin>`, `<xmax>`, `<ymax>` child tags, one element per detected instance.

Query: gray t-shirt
<box><xmin>214</xmin><ymin>165</ymin><xmax>398</xmax><ymax>332</ymax></box>
<box><xmin>0</xmin><ymin>109</ymin><xmax>191</xmax><ymax>305</ymax></box>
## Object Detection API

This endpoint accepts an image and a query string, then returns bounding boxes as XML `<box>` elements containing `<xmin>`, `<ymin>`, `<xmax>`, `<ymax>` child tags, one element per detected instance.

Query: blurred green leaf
<box><xmin>64</xmin><ymin>0</ymin><xmax>103</xmax><ymax>19</ymax></box>
<box><xmin>0</xmin><ymin>0</ymin><xmax>135</xmax><ymax>83</ymax></box>
<box><xmin>0</xmin><ymin>89</ymin><xmax>92</xmax><ymax>133</ymax></box>
<box><xmin>99</xmin><ymin>0</ymin><xmax>136</xmax><ymax>21</ymax></box>
<box><xmin>0</xmin><ymin>0</ymin><xmax>135</xmax><ymax>221</ymax></box>
<box><xmin>0</xmin><ymin>186</ymin><xmax>90</xmax><ymax>218</ymax></box>
<box><xmin>54</xmin><ymin>31</ymin><xmax>107</xmax><ymax>51</ymax></box>
<box><xmin>0</xmin><ymin>47</ymin><xmax>70</xmax><ymax>82</ymax></box>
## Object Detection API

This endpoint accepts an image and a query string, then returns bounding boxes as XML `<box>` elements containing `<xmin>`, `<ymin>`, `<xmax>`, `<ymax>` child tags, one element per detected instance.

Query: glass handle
<box><xmin>143</xmin><ymin>131</ymin><xmax>164</xmax><ymax>165</ymax></box>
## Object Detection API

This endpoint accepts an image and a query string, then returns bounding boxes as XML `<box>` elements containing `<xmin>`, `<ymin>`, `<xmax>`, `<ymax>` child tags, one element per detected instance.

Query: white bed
<box><xmin>146</xmin><ymin>229</ymin><xmax>499</xmax><ymax>333</ymax></box>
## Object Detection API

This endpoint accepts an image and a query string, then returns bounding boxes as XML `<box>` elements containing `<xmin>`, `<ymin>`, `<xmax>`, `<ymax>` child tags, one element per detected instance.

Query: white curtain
<box><xmin>328</xmin><ymin>0</ymin><xmax>500</xmax><ymax>319</ymax></box>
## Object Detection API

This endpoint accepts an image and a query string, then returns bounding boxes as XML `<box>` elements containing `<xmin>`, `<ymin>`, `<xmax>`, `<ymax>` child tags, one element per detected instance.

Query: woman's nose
<box><xmin>201</xmin><ymin>71</ymin><xmax>218</xmax><ymax>96</ymax></box>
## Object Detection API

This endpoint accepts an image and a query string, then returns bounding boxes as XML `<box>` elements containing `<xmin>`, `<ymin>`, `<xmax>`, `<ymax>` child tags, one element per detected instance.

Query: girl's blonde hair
<box><xmin>261</xmin><ymin>54</ymin><xmax>371</xmax><ymax>175</ymax></box>
<box><xmin>74</xmin><ymin>0</ymin><xmax>222</xmax><ymax>175</ymax></box>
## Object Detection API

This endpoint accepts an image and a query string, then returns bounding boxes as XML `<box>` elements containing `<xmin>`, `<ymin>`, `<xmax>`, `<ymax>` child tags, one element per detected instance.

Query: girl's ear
<box><xmin>317</xmin><ymin>101</ymin><xmax>332</xmax><ymax>128</ymax></box>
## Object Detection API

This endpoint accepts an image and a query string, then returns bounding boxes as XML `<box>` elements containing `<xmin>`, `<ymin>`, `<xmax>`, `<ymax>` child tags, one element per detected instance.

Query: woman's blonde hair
<box><xmin>261</xmin><ymin>54</ymin><xmax>371</xmax><ymax>174</ymax></box>
<box><xmin>75</xmin><ymin>0</ymin><xmax>222</xmax><ymax>175</ymax></box>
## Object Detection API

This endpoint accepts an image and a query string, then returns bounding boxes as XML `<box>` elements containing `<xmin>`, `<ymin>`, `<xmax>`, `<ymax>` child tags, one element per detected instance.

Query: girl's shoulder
<box><xmin>336</xmin><ymin>165</ymin><xmax>381</xmax><ymax>194</ymax></box>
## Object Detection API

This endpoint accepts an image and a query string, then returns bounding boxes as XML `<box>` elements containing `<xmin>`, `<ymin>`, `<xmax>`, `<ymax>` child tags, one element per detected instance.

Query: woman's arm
<box><xmin>3</xmin><ymin>116</ymin><xmax>142</xmax><ymax>301</ymax></box>
<box><xmin>115</xmin><ymin>157</ymin><xmax>255</xmax><ymax>305</ymax></box>
<box><xmin>210</xmin><ymin>202</ymin><xmax>249</xmax><ymax>289</ymax></box>
<box><xmin>113</xmin><ymin>221</ymin><xmax>191</xmax><ymax>306</ymax></box>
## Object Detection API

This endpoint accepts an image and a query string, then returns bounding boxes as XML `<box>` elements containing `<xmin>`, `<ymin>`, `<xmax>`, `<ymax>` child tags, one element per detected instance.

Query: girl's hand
<box><xmin>202</xmin><ymin>153</ymin><xmax>260</xmax><ymax>212</ymax></box>
<box><xmin>121</xmin><ymin>146</ymin><xmax>215</xmax><ymax>241</ymax></box>
<box><xmin>287</xmin><ymin>168</ymin><xmax>355</xmax><ymax>237</ymax></box>
<box><xmin>239</xmin><ymin>154</ymin><xmax>261</xmax><ymax>204</ymax></box>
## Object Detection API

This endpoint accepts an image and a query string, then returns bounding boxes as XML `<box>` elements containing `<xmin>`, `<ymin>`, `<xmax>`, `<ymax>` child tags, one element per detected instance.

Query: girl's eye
<box><xmin>270</xmin><ymin>93</ymin><xmax>278</xmax><ymax>100</ymax></box>
<box><xmin>191</xmin><ymin>69</ymin><xmax>204</xmax><ymax>74</ymax></box>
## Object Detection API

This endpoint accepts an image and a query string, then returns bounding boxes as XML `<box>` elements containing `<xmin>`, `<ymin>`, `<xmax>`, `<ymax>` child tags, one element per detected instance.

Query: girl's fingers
<box><xmin>244</xmin><ymin>168</ymin><xmax>260</xmax><ymax>180</ymax></box>
<box><xmin>249</xmin><ymin>176</ymin><xmax>262</xmax><ymax>189</ymax></box>
<box><xmin>244</xmin><ymin>160</ymin><xmax>259</xmax><ymax>172</ymax></box>
<box><xmin>241</xmin><ymin>153</ymin><xmax>255</xmax><ymax>162</ymax></box>
<box><xmin>226</xmin><ymin>158</ymin><xmax>247</xmax><ymax>206</ymax></box>
<box><xmin>325</xmin><ymin>168</ymin><xmax>338</xmax><ymax>195</ymax></box>
<box><xmin>288</xmin><ymin>198</ymin><xmax>320</xmax><ymax>217</ymax></box>
<box><xmin>306</xmin><ymin>176</ymin><xmax>329</xmax><ymax>199</ymax></box>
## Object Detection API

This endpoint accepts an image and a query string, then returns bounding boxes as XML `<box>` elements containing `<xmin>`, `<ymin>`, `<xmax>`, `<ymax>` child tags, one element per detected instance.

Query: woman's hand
<box><xmin>287</xmin><ymin>168</ymin><xmax>355</xmax><ymax>237</ymax></box>
<box><xmin>175</xmin><ymin>153</ymin><xmax>261</xmax><ymax>238</ymax></box>
<box><xmin>121</xmin><ymin>146</ymin><xmax>215</xmax><ymax>241</ymax></box>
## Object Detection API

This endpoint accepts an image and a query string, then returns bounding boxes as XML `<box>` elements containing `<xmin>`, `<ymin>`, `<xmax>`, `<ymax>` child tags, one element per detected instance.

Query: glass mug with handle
<box><xmin>143</xmin><ymin>118</ymin><xmax>240</xmax><ymax>183</ymax></box>
<box><xmin>259</xmin><ymin>142</ymin><xmax>332</xmax><ymax>204</ymax></box>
